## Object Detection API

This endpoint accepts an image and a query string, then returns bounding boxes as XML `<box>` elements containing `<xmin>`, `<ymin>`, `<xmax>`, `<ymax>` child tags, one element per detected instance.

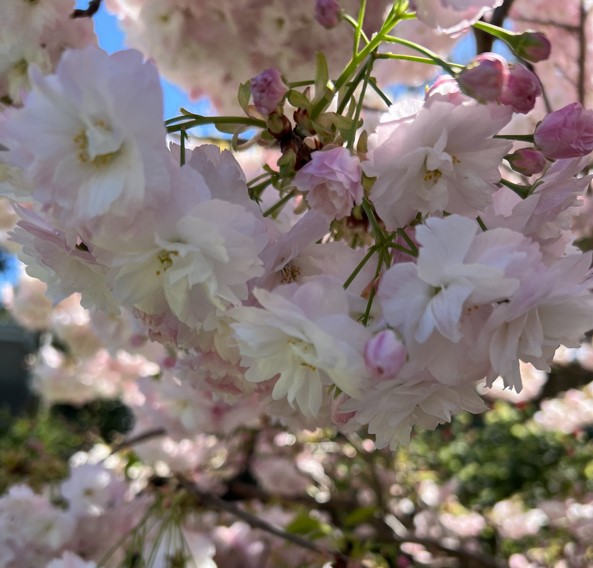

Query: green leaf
<box><xmin>313</xmin><ymin>52</ymin><xmax>332</xmax><ymax>105</ymax></box>
<box><xmin>287</xmin><ymin>89</ymin><xmax>311</xmax><ymax>111</ymax></box>
<box><xmin>237</xmin><ymin>81</ymin><xmax>252</xmax><ymax>114</ymax></box>
<box><xmin>343</xmin><ymin>506</ymin><xmax>377</xmax><ymax>528</ymax></box>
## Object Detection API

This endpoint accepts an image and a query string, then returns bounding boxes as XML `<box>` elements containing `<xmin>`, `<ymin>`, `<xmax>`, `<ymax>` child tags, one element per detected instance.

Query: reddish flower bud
<box><xmin>250</xmin><ymin>68</ymin><xmax>288</xmax><ymax>116</ymax></box>
<box><xmin>506</xmin><ymin>148</ymin><xmax>547</xmax><ymax>176</ymax></box>
<box><xmin>457</xmin><ymin>53</ymin><xmax>508</xmax><ymax>102</ymax></box>
<box><xmin>514</xmin><ymin>31</ymin><xmax>552</xmax><ymax>63</ymax></box>
<box><xmin>315</xmin><ymin>0</ymin><xmax>341</xmax><ymax>29</ymax></box>
<box><xmin>497</xmin><ymin>64</ymin><xmax>541</xmax><ymax>114</ymax></box>
<box><xmin>364</xmin><ymin>330</ymin><xmax>406</xmax><ymax>380</ymax></box>
<box><xmin>534</xmin><ymin>102</ymin><xmax>593</xmax><ymax>159</ymax></box>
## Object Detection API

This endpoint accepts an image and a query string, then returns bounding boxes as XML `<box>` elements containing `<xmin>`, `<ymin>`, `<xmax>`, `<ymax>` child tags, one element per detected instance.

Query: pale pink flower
<box><xmin>60</xmin><ymin>464</ymin><xmax>127</xmax><ymax>516</ymax></box>
<box><xmin>0</xmin><ymin>46</ymin><xmax>169</xmax><ymax>225</ymax></box>
<box><xmin>364</xmin><ymin>100</ymin><xmax>512</xmax><ymax>229</ymax></box>
<box><xmin>294</xmin><ymin>147</ymin><xmax>363</xmax><ymax>220</ymax></box>
<box><xmin>230</xmin><ymin>276</ymin><xmax>371</xmax><ymax>417</ymax></box>
<box><xmin>411</xmin><ymin>0</ymin><xmax>503</xmax><ymax>34</ymax></box>
<box><xmin>534</xmin><ymin>102</ymin><xmax>593</xmax><ymax>159</ymax></box>
<box><xmin>46</xmin><ymin>552</ymin><xmax>97</xmax><ymax>568</ymax></box>
<box><xmin>481</xmin><ymin>252</ymin><xmax>593</xmax><ymax>391</ymax></box>
<box><xmin>251</xmin><ymin>67</ymin><xmax>288</xmax><ymax>115</ymax></box>
<box><xmin>345</xmin><ymin>376</ymin><xmax>486</xmax><ymax>448</ymax></box>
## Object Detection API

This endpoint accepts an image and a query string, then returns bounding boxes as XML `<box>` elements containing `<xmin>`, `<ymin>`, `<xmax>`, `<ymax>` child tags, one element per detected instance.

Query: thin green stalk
<box><xmin>343</xmin><ymin>246</ymin><xmax>377</xmax><ymax>289</ymax></box>
<box><xmin>166</xmin><ymin>116</ymin><xmax>266</xmax><ymax>134</ymax></box>
<box><xmin>343</xmin><ymin>13</ymin><xmax>370</xmax><ymax>51</ymax></box>
<box><xmin>347</xmin><ymin>57</ymin><xmax>373</xmax><ymax>148</ymax></box>
<box><xmin>369</xmin><ymin>79</ymin><xmax>392</xmax><ymax>107</ymax></box>
<box><xmin>362</xmin><ymin>199</ymin><xmax>388</xmax><ymax>245</ymax></box>
<box><xmin>495</xmin><ymin>134</ymin><xmax>535</xmax><ymax>142</ymax></box>
<box><xmin>262</xmin><ymin>190</ymin><xmax>296</xmax><ymax>217</ymax></box>
<box><xmin>383</xmin><ymin>35</ymin><xmax>456</xmax><ymax>74</ymax></box>
<box><xmin>500</xmin><ymin>178</ymin><xmax>530</xmax><ymax>198</ymax></box>
<box><xmin>397</xmin><ymin>228</ymin><xmax>418</xmax><ymax>255</ymax></box>
<box><xmin>376</xmin><ymin>52</ymin><xmax>463</xmax><ymax>70</ymax></box>
<box><xmin>477</xmin><ymin>216</ymin><xmax>488</xmax><ymax>231</ymax></box>
<box><xmin>386</xmin><ymin>242</ymin><xmax>416</xmax><ymax>257</ymax></box>
<box><xmin>354</xmin><ymin>0</ymin><xmax>368</xmax><ymax>54</ymax></box>
<box><xmin>311</xmin><ymin>8</ymin><xmax>406</xmax><ymax>119</ymax></box>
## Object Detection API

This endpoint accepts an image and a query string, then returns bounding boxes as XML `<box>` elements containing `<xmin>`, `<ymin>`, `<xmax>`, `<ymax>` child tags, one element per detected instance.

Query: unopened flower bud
<box><xmin>315</xmin><ymin>0</ymin><xmax>341</xmax><ymax>29</ymax></box>
<box><xmin>534</xmin><ymin>102</ymin><xmax>593</xmax><ymax>159</ymax></box>
<box><xmin>457</xmin><ymin>53</ymin><xmax>508</xmax><ymax>102</ymax></box>
<box><xmin>497</xmin><ymin>64</ymin><xmax>541</xmax><ymax>114</ymax></box>
<box><xmin>513</xmin><ymin>31</ymin><xmax>551</xmax><ymax>63</ymax></box>
<box><xmin>330</xmin><ymin>392</ymin><xmax>356</xmax><ymax>426</ymax></box>
<box><xmin>506</xmin><ymin>148</ymin><xmax>547</xmax><ymax>176</ymax></box>
<box><xmin>251</xmin><ymin>68</ymin><xmax>288</xmax><ymax>116</ymax></box>
<box><xmin>364</xmin><ymin>329</ymin><xmax>406</xmax><ymax>380</ymax></box>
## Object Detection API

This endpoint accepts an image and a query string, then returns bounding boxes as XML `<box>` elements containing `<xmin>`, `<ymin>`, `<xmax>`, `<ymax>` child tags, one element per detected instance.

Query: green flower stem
<box><xmin>376</xmin><ymin>52</ymin><xmax>463</xmax><ymax>70</ymax></box>
<box><xmin>337</xmin><ymin>61</ymin><xmax>373</xmax><ymax>114</ymax></box>
<box><xmin>343</xmin><ymin>245</ymin><xmax>377</xmax><ymax>290</ymax></box>
<box><xmin>343</xmin><ymin>12</ymin><xmax>370</xmax><ymax>52</ymax></box>
<box><xmin>473</xmin><ymin>20</ymin><xmax>515</xmax><ymax>44</ymax></box>
<box><xmin>477</xmin><ymin>216</ymin><xmax>488</xmax><ymax>232</ymax></box>
<box><xmin>386</xmin><ymin>242</ymin><xmax>417</xmax><ymax>257</ymax></box>
<box><xmin>383</xmin><ymin>35</ymin><xmax>456</xmax><ymax>75</ymax></box>
<box><xmin>500</xmin><ymin>178</ymin><xmax>530</xmax><ymax>198</ymax></box>
<box><xmin>396</xmin><ymin>228</ymin><xmax>418</xmax><ymax>256</ymax></box>
<box><xmin>288</xmin><ymin>80</ymin><xmax>316</xmax><ymax>88</ymax></box>
<box><xmin>166</xmin><ymin>116</ymin><xmax>266</xmax><ymax>134</ymax></box>
<box><xmin>262</xmin><ymin>190</ymin><xmax>296</xmax><ymax>218</ymax></box>
<box><xmin>369</xmin><ymin>79</ymin><xmax>392</xmax><ymax>107</ymax></box>
<box><xmin>362</xmin><ymin>198</ymin><xmax>388</xmax><ymax>245</ymax></box>
<box><xmin>354</xmin><ymin>0</ymin><xmax>368</xmax><ymax>54</ymax></box>
<box><xmin>347</xmin><ymin>58</ymin><xmax>373</xmax><ymax>148</ymax></box>
<box><xmin>311</xmin><ymin>5</ymin><xmax>408</xmax><ymax>119</ymax></box>
<box><xmin>495</xmin><ymin>134</ymin><xmax>535</xmax><ymax>142</ymax></box>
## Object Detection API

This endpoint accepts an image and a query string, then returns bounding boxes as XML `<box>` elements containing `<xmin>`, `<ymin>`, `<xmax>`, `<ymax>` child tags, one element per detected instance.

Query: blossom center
<box><xmin>73</xmin><ymin>119</ymin><xmax>122</xmax><ymax>168</ymax></box>
<box><xmin>288</xmin><ymin>338</ymin><xmax>317</xmax><ymax>370</ymax></box>
<box><xmin>155</xmin><ymin>250</ymin><xmax>179</xmax><ymax>276</ymax></box>
<box><xmin>280</xmin><ymin>262</ymin><xmax>301</xmax><ymax>283</ymax></box>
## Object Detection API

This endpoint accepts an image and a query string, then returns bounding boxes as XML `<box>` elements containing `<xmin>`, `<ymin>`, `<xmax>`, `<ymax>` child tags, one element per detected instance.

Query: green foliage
<box><xmin>0</xmin><ymin>408</ymin><xmax>85</xmax><ymax>493</ymax></box>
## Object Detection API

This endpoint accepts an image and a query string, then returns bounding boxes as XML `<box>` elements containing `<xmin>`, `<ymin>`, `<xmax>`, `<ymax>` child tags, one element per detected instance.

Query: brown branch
<box><xmin>106</xmin><ymin>427</ymin><xmax>167</xmax><ymax>458</ymax></box>
<box><xmin>474</xmin><ymin>0</ymin><xmax>516</xmax><ymax>55</ymax></box>
<box><xmin>71</xmin><ymin>0</ymin><xmax>102</xmax><ymax>19</ymax></box>
<box><xmin>177</xmin><ymin>476</ymin><xmax>350</xmax><ymax>564</ymax></box>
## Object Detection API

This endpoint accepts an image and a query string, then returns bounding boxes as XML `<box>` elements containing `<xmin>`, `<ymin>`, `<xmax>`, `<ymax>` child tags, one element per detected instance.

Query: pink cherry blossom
<box><xmin>457</xmin><ymin>53</ymin><xmax>508</xmax><ymax>102</ymax></box>
<box><xmin>315</xmin><ymin>0</ymin><xmax>341</xmax><ymax>29</ymax></box>
<box><xmin>251</xmin><ymin>67</ymin><xmax>288</xmax><ymax>116</ymax></box>
<box><xmin>293</xmin><ymin>147</ymin><xmax>363</xmax><ymax>220</ymax></box>
<box><xmin>411</xmin><ymin>0</ymin><xmax>503</xmax><ymax>34</ymax></box>
<box><xmin>534</xmin><ymin>102</ymin><xmax>593</xmax><ymax>159</ymax></box>
<box><xmin>497</xmin><ymin>63</ymin><xmax>542</xmax><ymax>114</ymax></box>
<box><xmin>364</xmin><ymin>101</ymin><xmax>512</xmax><ymax>229</ymax></box>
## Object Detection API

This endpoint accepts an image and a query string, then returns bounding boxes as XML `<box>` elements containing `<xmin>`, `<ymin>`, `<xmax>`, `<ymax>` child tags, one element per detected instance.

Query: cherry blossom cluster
<box><xmin>1</xmin><ymin>0</ymin><xmax>593</xmax><ymax>455</ymax></box>
<box><xmin>0</xmin><ymin>0</ymin><xmax>95</xmax><ymax>107</ymax></box>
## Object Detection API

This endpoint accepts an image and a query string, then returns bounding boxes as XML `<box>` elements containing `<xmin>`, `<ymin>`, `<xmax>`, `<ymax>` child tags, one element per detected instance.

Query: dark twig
<box><xmin>177</xmin><ymin>476</ymin><xmax>350</xmax><ymax>563</ymax></box>
<box><xmin>106</xmin><ymin>427</ymin><xmax>167</xmax><ymax>458</ymax></box>
<box><xmin>577</xmin><ymin>0</ymin><xmax>588</xmax><ymax>105</ymax></box>
<box><xmin>474</xmin><ymin>0</ymin><xmax>516</xmax><ymax>54</ymax></box>
<box><xmin>71</xmin><ymin>0</ymin><xmax>102</xmax><ymax>19</ymax></box>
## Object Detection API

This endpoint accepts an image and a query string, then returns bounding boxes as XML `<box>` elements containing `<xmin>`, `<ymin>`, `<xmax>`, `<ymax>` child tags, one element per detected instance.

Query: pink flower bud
<box><xmin>315</xmin><ymin>0</ymin><xmax>341</xmax><ymax>29</ymax></box>
<box><xmin>250</xmin><ymin>68</ymin><xmax>288</xmax><ymax>116</ymax></box>
<box><xmin>457</xmin><ymin>53</ymin><xmax>508</xmax><ymax>102</ymax></box>
<box><xmin>497</xmin><ymin>64</ymin><xmax>541</xmax><ymax>114</ymax></box>
<box><xmin>514</xmin><ymin>31</ymin><xmax>551</xmax><ymax>63</ymax></box>
<box><xmin>293</xmin><ymin>146</ymin><xmax>363</xmax><ymax>220</ymax></box>
<box><xmin>330</xmin><ymin>392</ymin><xmax>356</xmax><ymax>426</ymax></box>
<box><xmin>506</xmin><ymin>148</ymin><xmax>547</xmax><ymax>176</ymax></box>
<box><xmin>534</xmin><ymin>102</ymin><xmax>593</xmax><ymax>159</ymax></box>
<box><xmin>364</xmin><ymin>330</ymin><xmax>406</xmax><ymax>380</ymax></box>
